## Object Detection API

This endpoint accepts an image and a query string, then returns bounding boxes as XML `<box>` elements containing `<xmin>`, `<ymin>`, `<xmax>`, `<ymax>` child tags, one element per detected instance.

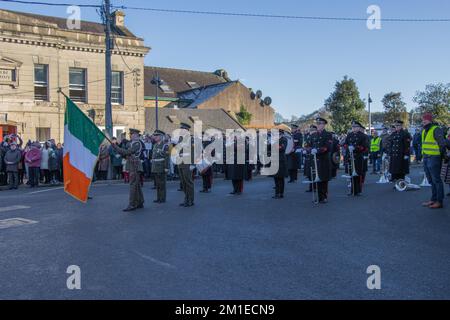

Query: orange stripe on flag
<box><xmin>63</xmin><ymin>153</ymin><xmax>92</xmax><ymax>203</ymax></box>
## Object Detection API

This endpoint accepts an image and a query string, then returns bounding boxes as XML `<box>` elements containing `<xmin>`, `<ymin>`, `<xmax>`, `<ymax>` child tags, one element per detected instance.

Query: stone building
<box><xmin>0</xmin><ymin>9</ymin><xmax>149</xmax><ymax>142</ymax></box>
<box><xmin>144</xmin><ymin>66</ymin><xmax>275</xmax><ymax>130</ymax></box>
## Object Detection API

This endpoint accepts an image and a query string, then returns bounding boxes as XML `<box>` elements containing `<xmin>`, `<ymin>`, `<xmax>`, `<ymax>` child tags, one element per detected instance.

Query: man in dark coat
<box><xmin>388</xmin><ymin>120</ymin><xmax>412</xmax><ymax>182</ymax></box>
<box><xmin>412</xmin><ymin>128</ymin><xmax>422</xmax><ymax>163</ymax></box>
<box><xmin>272</xmin><ymin>128</ymin><xmax>289</xmax><ymax>199</ymax></box>
<box><xmin>304</xmin><ymin>118</ymin><xmax>332</xmax><ymax>203</ymax></box>
<box><xmin>225</xmin><ymin>132</ymin><xmax>249</xmax><ymax>195</ymax></box>
<box><xmin>287</xmin><ymin>124</ymin><xmax>301</xmax><ymax>183</ymax></box>
<box><xmin>344</xmin><ymin>121</ymin><xmax>370</xmax><ymax>196</ymax></box>
<box><xmin>303</xmin><ymin>125</ymin><xmax>317</xmax><ymax>192</ymax></box>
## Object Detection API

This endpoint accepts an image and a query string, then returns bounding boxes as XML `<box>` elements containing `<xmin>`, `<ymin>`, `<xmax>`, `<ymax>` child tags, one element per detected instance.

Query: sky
<box><xmin>1</xmin><ymin>0</ymin><xmax>449</xmax><ymax>118</ymax></box>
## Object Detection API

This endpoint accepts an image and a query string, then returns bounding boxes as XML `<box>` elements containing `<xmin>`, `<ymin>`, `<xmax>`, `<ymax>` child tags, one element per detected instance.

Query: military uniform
<box><xmin>151</xmin><ymin>131</ymin><xmax>169</xmax><ymax>203</ymax></box>
<box><xmin>388</xmin><ymin>124</ymin><xmax>411</xmax><ymax>181</ymax></box>
<box><xmin>178</xmin><ymin>123</ymin><xmax>195</xmax><ymax>207</ymax></box>
<box><xmin>344</xmin><ymin>126</ymin><xmax>369</xmax><ymax>196</ymax></box>
<box><xmin>272</xmin><ymin>132</ymin><xmax>288</xmax><ymax>198</ymax></box>
<box><xmin>112</xmin><ymin>129</ymin><xmax>144</xmax><ymax>211</ymax></box>
<box><xmin>307</xmin><ymin>119</ymin><xmax>332</xmax><ymax>203</ymax></box>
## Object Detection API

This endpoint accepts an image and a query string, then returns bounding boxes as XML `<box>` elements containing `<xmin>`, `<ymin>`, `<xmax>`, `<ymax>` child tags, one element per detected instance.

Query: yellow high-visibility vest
<box><xmin>422</xmin><ymin>125</ymin><xmax>440</xmax><ymax>156</ymax></box>
<box><xmin>370</xmin><ymin>137</ymin><xmax>381</xmax><ymax>152</ymax></box>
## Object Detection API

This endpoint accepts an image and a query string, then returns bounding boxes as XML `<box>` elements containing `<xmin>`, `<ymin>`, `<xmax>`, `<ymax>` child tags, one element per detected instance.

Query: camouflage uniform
<box><xmin>151</xmin><ymin>141</ymin><xmax>169</xmax><ymax>203</ymax></box>
<box><xmin>113</xmin><ymin>139</ymin><xmax>144</xmax><ymax>210</ymax></box>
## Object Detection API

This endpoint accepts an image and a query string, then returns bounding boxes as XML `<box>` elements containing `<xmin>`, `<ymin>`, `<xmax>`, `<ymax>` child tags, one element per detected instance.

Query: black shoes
<box><xmin>123</xmin><ymin>206</ymin><xmax>137</xmax><ymax>212</ymax></box>
<box><xmin>273</xmin><ymin>194</ymin><xmax>284</xmax><ymax>199</ymax></box>
<box><xmin>179</xmin><ymin>202</ymin><xmax>194</xmax><ymax>207</ymax></box>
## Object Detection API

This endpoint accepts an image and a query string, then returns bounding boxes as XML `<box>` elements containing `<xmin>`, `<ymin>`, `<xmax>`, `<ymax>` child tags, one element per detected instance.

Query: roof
<box><xmin>145</xmin><ymin>108</ymin><xmax>244</xmax><ymax>134</ymax></box>
<box><xmin>0</xmin><ymin>9</ymin><xmax>139</xmax><ymax>38</ymax></box>
<box><xmin>178</xmin><ymin>82</ymin><xmax>235</xmax><ymax>109</ymax></box>
<box><xmin>144</xmin><ymin>66</ymin><xmax>228</xmax><ymax>99</ymax></box>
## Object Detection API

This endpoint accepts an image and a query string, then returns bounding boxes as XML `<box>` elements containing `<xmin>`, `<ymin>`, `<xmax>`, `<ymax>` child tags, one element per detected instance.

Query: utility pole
<box><xmin>103</xmin><ymin>0</ymin><xmax>113</xmax><ymax>137</ymax></box>
<box><xmin>368</xmin><ymin>93</ymin><xmax>373</xmax><ymax>132</ymax></box>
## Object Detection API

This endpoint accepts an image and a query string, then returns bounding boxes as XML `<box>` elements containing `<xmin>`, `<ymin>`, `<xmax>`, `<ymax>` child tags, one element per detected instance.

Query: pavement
<box><xmin>0</xmin><ymin>165</ymin><xmax>449</xmax><ymax>300</ymax></box>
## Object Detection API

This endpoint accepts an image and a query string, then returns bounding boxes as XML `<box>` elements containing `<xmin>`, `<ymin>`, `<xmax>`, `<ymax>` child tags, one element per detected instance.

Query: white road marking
<box><xmin>133</xmin><ymin>250</ymin><xmax>176</xmax><ymax>270</ymax></box>
<box><xmin>0</xmin><ymin>218</ymin><xmax>38</xmax><ymax>229</ymax></box>
<box><xmin>28</xmin><ymin>187</ymin><xmax>64</xmax><ymax>194</ymax></box>
<box><xmin>0</xmin><ymin>205</ymin><xmax>31</xmax><ymax>213</ymax></box>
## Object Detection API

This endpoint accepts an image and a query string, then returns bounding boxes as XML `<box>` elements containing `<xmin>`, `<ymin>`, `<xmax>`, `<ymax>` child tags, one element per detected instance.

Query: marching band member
<box><xmin>344</xmin><ymin>121</ymin><xmax>369</xmax><ymax>196</ymax></box>
<box><xmin>272</xmin><ymin>126</ymin><xmax>289</xmax><ymax>199</ymax></box>
<box><xmin>388</xmin><ymin>120</ymin><xmax>412</xmax><ymax>184</ymax></box>
<box><xmin>307</xmin><ymin>117</ymin><xmax>332</xmax><ymax>203</ymax></box>
<box><xmin>287</xmin><ymin>124</ymin><xmax>301</xmax><ymax>183</ymax></box>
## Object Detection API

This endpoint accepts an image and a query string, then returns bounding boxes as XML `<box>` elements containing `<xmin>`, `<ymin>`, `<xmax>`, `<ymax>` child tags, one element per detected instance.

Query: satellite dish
<box><xmin>260</xmin><ymin>100</ymin><xmax>265</xmax><ymax>107</ymax></box>
<box><xmin>256</xmin><ymin>90</ymin><xmax>263</xmax><ymax>99</ymax></box>
<box><xmin>250</xmin><ymin>91</ymin><xmax>256</xmax><ymax>100</ymax></box>
<box><xmin>264</xmin><ymin>97</ymin><xmax>272</xmax><ymax>106</ymax></box>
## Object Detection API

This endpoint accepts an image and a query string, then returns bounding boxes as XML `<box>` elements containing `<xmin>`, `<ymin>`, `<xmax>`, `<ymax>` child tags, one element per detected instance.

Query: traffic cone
<box><xmin>420</xmin><ymin>172</ymin><xmax>431</xmax><ymax>187</ymax></box>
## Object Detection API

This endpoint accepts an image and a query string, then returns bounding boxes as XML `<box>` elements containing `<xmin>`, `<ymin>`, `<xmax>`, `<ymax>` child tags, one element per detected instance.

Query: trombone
<box><xmin>341</xmin><ymin>147</ymin><xmax>358</xmax><ymax>195</ymax></box>
<box><xmin>303</xmin><ymin>151</ymin><xmax>321</xmax><ymax>204</ymax></box>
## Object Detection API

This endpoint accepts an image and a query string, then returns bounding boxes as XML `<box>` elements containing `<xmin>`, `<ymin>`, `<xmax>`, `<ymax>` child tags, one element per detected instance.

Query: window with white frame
<box><xmin>112</xmin><ymin>71</ymin><xmax>123</xmax><ymax>104</ymax></box>
<box><xmin>34</xmin><ymin>64</ymin><xmax>49</xmax><ymax>101</ymax></box>
<box><xmin>69</xmin><ymin>68</ymin><xmax>87</xmax><ymax>102</ymax></box>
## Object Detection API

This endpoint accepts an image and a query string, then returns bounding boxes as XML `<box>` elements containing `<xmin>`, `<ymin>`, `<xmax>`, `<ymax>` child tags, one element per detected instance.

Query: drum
<box><xmin>196</xmin><ymin>159</ymin><xmax>212</xmax><ymax>175</ymax></box>
<box><xmin>285</xmin><ymin>134</ymin><xmax>294</xmax><ymax>155</ymax></box>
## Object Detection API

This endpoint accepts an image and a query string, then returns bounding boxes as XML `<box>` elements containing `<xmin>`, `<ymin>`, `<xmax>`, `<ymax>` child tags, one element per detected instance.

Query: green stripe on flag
<box><xmin>64</xmin><ymin>97</ymin><xmax>106</xmax><ymax>156</ymax></box>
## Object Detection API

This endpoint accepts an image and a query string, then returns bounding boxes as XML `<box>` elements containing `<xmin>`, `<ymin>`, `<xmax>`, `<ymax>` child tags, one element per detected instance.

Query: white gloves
<box><xmin>311</xmin><ymin>148</ymin><xmax>318</xmax><ymax>155</ymax></box>
<box><xmin>348</xmin><ymin>145</ymin><xmax>355</xmax><ymax>152</ymax></box>
<box><xmin>404</xmin><ymin>156</ymin><xmax>409</xmax><ymax>160</ymax></box>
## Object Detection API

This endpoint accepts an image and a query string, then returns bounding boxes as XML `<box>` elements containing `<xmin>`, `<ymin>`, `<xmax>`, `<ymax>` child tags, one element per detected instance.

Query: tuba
<box><xmin>395</xmin><ymin>177</ymin><xmax>421</xmax><ymax>192</ymax></box>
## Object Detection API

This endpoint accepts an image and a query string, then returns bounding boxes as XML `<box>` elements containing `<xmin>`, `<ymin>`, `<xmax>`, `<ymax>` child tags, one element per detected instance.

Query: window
<box><xmin>69</xmin><ymin>68</ymin><xmax>87</xmax><ymax>102</ymax></box>
<box><xmin>186</xmin><ymin>81</ymin><xmax>200</xmax><ymax>89</ymax></box>
<box><xmin>159</xmin><ymin>80</ymin><xmax>174</xmax><ymax>93</ymax></box>
<box><xmin>34</xmin><ymin>64</ymin><xmax>48</xmax><ymax>101</ymax></box>
<box><xmin>36</xmin><ymin>127</ymin><xmax>50</xmax><ymax>142</ymax></box>
<box><xmin>112</xmin><ymin>71</ymin><xmax>123</xmax><ymax>104</ymax></box>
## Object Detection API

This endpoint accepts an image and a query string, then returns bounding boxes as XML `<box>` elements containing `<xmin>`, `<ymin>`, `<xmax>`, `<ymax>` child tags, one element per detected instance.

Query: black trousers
<box><xmin>288</xmin><ymin>169</ymin><xmax>298</xmax><ymax>181</ymax></box>
<box><xmin>391</xmin><ymin>173</ymin><xmax>406</xmax><ymax>181</ymax></box>
<box><xmin>202</xmin><ymin>168</ymin><xmax>212</xmax><ymax>190</ymax></box>
<box><xmin>317</xmin><ymin>181</ymin><xmax>328</xmax><ymax>201</ymax></box>
<box><xmin>274</xmin><ymin>177</ymin><xmax>285</xmax><ymax>195</ymax></box>
<box><xmin>232</xmin><ymin>179</ymin><xmax>243</xmax><ymax>193</ymax></box>
<box><xmin>29</xmin><ymin>167</ymin><xmax>40</xmax><ymax>187</ymax></box>
<box><xmin>351</xmin><ymin>176</ymin><xmax>362</xmax><ymax>195</ymax></box>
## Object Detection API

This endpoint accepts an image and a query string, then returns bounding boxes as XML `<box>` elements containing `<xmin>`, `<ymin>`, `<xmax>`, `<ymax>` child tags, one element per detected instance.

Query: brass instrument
<box><xmin>341</xmin><ymin>147</ymin><xmax>358</xmax><ymax>196</ymax></box>
<box><xmin>395</xmin><ymin>179</ymin><xmax>421</xmax><ymax>192</ymax></box>
<box><xmin>302</xmin><ymin>151</ymin><xmax>321</xmax><ymax>204</ymax></box>
<box><xmin>377</xmin><ymin>153</ymin><xmax>391</xmax><ymax>184</ymax></box>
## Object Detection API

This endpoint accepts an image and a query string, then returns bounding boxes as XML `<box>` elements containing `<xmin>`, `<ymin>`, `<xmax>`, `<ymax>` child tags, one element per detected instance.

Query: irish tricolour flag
<box><xmin>63</xmin><ymin>97</ymin><xmax>106</xmax><ymax>202</ymax></box>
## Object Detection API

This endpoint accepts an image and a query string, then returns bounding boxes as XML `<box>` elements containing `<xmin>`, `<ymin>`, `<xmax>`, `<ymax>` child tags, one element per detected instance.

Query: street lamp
<box><xmin>151</xmin><ymin>72</ymin><xmax>162</xmax><ymax>130</ymax></box>
<box><xmin>368</xmin><ymin>93</ymin><xmax>373</xmax><ymax>132</ymax></box>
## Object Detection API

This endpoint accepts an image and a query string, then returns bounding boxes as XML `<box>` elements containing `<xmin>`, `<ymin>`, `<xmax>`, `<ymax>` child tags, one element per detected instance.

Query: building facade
<box><xmin>144</xmin><ymin>66</ymin><xmax>275</xmax><ymax>130</ymax></box>
<box><xmin>0</xmin><ymin>9</ymin><xmax>149</xmax><ymax>142</ymax></box>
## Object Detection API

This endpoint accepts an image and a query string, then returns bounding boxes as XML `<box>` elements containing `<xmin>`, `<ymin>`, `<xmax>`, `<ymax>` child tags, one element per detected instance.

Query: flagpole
<box><xmin>57</xmin><ymin>88</ymin><xmax>114</xmax><ymax>145</ymax></box>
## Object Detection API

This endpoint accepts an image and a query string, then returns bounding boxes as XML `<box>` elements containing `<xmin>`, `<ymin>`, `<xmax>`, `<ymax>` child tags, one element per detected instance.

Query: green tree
<box><xmin>382</xmin><ymin>92</ymin><xmax>409</xmax><ymax>127</ymax></box>
<box><xmin>236</xmin><ymin>105</ymin><xmax>253</xmax><ymax>126</ymax></box>
<box><xmin>413</xmin><ymin>83</ymin><xmax>450</xmax><ymax>125</ymax></box>
<box><xmin>325</xmin><ymin>76</ymin><xmax>366</xmax><ymax>134</ymax></box>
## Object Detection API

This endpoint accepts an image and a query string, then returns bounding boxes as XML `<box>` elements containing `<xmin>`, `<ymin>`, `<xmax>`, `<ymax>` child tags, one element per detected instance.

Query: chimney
<box><xmin>112</xmin><ymin>10</ymin><xmax>125</xmax><ymax>27</ymax></box>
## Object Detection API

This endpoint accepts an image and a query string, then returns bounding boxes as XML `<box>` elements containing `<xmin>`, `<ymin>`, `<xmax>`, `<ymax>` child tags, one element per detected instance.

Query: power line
<box><xmin>114</xmin><ymin>5</ymin><xmax>450</xmax><ymax>23</ymax></box>
<box><xmin>1</xmin><ymin>0</ymin><xmax>449</xmax><ymax>22</ymax></box>
<box><xmin>0</xmin><ymin>0</ymin><xmax>100</xmax><ymax>8</ymax></box>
